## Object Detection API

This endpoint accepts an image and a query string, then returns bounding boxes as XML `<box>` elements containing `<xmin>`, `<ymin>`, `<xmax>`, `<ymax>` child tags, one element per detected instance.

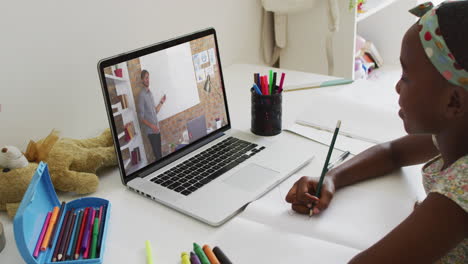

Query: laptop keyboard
<box><xmin>149</xmin><ymin>137</ymin><xmax>265</xmax><ymax>196</ymax></box>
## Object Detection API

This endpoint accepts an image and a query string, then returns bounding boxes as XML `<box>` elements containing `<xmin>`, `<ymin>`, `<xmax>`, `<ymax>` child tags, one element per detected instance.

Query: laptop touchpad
<box><xmin>223</xmin><ymin>164</ymin><xmax>279</xmax><ymax>192</ymax></box>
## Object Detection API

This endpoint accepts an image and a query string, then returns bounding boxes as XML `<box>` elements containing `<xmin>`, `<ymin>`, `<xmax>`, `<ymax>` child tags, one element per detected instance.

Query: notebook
<box><xmin>97</xmin><ymin>28</ymin><xmax>313</xmax><ymax>226</ymax></box>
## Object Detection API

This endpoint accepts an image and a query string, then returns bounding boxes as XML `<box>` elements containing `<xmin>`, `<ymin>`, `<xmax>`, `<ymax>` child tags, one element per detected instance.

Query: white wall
<box><xmin>0</xmin><ymin>0</ymin><xmax>263</xmax><ymax>149</ymax></box>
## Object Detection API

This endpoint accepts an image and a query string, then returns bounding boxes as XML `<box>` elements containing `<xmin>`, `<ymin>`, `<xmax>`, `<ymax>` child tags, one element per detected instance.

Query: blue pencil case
<box><xmin>13</xmin><ymin>162</ymin><xmax>111</xmax><ymax>264</ymax></box>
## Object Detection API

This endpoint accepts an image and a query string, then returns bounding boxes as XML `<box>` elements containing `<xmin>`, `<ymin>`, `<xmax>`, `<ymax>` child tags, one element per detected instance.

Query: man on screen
<box><xmin>138</xmin><ymin>69</ymin><xmax>167</xmax><ymax>160</ymax></box>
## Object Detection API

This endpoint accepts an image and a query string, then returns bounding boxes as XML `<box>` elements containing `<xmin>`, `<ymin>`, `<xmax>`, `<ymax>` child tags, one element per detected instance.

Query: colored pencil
<box><xmin>75</xmin><ymin>207</ymin><xmax>89</xmax><ymax>259</ymax></box>
<box><xmin>57</xmin><ymin>209</ymin><xmax>75</xmax><ymax>261</ymax></box>
<box><xmin>41</xmin><ymin>206</ymin><xmax>58</xmax><ymax>251</ymax></box>
<box><xmin>51</xmin><ymin>210</ymin><xmax>71</xmax><ymax>262</ymax></box>
<box><xmin>33</xmin><ymin>212</ymin><xmax>51</xmax><ymax>258</ymax></box>
<box><xmin>48</xmin><ymin>202</ymin><xmax>65</xmax><ymax>248</ymax></box>
<box><xmin>83</xmin><ymin>208</ymin><xmax>96</xmax><ymax>259</ymax></box>
<box><xmin>90</xmin><ymin>217</ymin><xmax>100</xmax><ymax>259</ymax></box>
<box><xmin>69</xmin><ymin>210</ymin><xmax>83</xmax><ymax>260</ymax></box>
<box><xmin>97</xmin><ymin>204</ymin><xmax>107</xmax><ymax>257</ymax></box>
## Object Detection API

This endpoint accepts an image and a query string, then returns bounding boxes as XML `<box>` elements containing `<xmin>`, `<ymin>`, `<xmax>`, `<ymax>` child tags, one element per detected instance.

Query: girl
<box><xmin>285</xmin><ymin>1</ymin><xmax>468</xmax><ymax>263</ymax></box>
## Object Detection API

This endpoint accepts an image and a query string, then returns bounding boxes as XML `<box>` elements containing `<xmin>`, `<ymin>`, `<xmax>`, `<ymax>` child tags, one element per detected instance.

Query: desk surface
<box><xmin>0</xmin><ymin>64</ymin><xmax>425</xmax><ymax>263</ymax></box>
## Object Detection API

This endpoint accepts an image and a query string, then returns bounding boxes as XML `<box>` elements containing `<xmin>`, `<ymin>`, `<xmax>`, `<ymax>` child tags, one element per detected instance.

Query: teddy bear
<box><xmin>0</xmin><ymin>129</ymin><xmax>117</xmax><ymax>218</ymax></box>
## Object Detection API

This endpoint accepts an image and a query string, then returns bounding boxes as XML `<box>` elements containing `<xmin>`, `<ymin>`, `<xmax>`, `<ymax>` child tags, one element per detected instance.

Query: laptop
<box><xmin>97</xmin><ymin>28</ymin><xmax>313</xmax><ymax>226</ymax></box>
<box><xmin>187</xmin><ymin>115</ymin><xmax>207</xmax><ymax>143</ymax></box>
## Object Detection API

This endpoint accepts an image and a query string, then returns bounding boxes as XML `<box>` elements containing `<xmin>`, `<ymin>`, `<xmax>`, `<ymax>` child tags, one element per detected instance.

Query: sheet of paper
<box><xmin>209</xmin><ymin>218</ymin><xmax>359</xmax><ymax>263</ymax></box>
<box><xmin>240</xmin><ymin>166</ymin><xmax>420</xmax><ymax>250</ymax></box>
<box><xmin>295</xmin><ymin>94</ymin><xmax>406</xmax><ymax>144</ymax></box>
<box><xmin>285</xmin><ymin>123</ymin><xmax>375</xmax><ymax>155</ymax></box>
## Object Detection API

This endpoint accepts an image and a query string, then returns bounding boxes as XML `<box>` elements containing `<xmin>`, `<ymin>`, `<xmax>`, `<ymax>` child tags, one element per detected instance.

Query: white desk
<box><xmin>0</xmin><ymin>64</ymin><xmax>426</xmax><ymax>263</ymax></box>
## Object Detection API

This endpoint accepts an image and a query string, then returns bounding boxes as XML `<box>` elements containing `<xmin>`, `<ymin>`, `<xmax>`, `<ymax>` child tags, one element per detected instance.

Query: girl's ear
<box><xmin>446</xmin><ymin>85</ymin><xmax>468</xmax><ymax>119</ymax></box>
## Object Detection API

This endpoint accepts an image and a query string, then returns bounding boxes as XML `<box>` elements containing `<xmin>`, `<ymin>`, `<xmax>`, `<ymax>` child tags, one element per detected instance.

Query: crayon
<box><xmin>213</xmin><ymin>246</ymin><xmax>232</xmax><ymax>264</ymax></box>
<box><xmin>203</xmin><ymin>244</ymin><xmax>220</xmax><ymax>264</ymax></box>
<box><xmin>190</xmin><ymin>251</ymin><xmax>202</xmax><ymax>264</ymax></box>
<box><xmin>193</xmin><ymin>242</ymin><xmax>210</xmax><ymax>264</ymax></box>
<box><xmin>33</xmin><ymin>212</ymin><xmax>51</xmax><ymax>258</ymax></box>
<box><xmin>181</xmin><ymin>252</ymin><xmax>191</xmax><ymax>264</ymax></box>
<box><xmin>41</xmin><ymin>206</ymin><xmax>58</xmax><ymax>251</ymax></box>
<box><xmin>146</xmin><ymin>240</ymin><xmax>154</xmax><ymax>264</ymax></box>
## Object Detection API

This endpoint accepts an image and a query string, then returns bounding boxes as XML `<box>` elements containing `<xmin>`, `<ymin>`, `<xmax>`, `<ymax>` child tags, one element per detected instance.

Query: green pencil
<box><xmin>90</xmin><ymin>217</ymin><xmax>99</xmax><ymax>259</ymax></box>
<box><xmin>312</xmin><ymin>120</ymin><xmax>341</xmax><ymax>216</ymax></box>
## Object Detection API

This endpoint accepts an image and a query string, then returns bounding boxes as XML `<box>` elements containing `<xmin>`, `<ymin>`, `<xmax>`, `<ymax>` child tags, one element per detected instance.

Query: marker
<box><xmin>278</xmin><ymin>72</ymin><xmax>286</xmax><ymax>93</ymax></box>
<box><xmin>263</xmin><ymin>76</ymin><xmax>269</xmax><ymax>95</ymax></box>
<box><xmin>203</xmin><ymin>244</ymin><xmax>220</xmax><ymax>264</ymax></box>
<box><xmin>272</xmin><ymin>72</ymin><xmax>277</xmax><ymax>93</ymax></box>
<box><xmin>254</xmin><ymin>73</ymin><xmax>260</xmax><ymax>88</ymax></box>
<box><xmin>33</xmin><ymin>212</ymin><xmax>51</xmax><ymax>258</ymax></box>
<box><xmin>213</xmin><ymin>246</ymin><xmax>233</xmax><ymax>264</ymax></box>
<box><xmin>190</xmin><ymin>251</ymin><xmax>202</xmax><ymax>264</ymax></box>
<box><xmin>146</xmin><ymin>240</ymin><xmax>154</xmax><ymax>264</ymax></box>
<box><xmin>181</xmin><ymin>252</ymin><xmax>191</xmax><ymax>264</ymax></box>
<box><xmin>41</xmin><ymin>207</ymin><xmax>58</xmax><ymax>251</ymax></box>
<box><xmin>269</xmin><ymin>69</ymin><xmax>273</xmax><ymax>94</ymax></box>
<box><xmin>193</xmin><ymin>242</ymin><xmax>210</xmax><ymax>264</ymax></box>
<box><xmin>253</xmin><ymin>83</ymin><xmax>262</xmax><ymax>95</ymax></box>
<box><xmin>48</xmin><ymin>202</ymin><xmax>65</xmax><ymax>248</ymax></box>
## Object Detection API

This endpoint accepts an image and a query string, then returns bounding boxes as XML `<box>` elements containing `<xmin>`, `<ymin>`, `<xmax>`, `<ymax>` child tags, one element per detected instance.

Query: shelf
<box><xmin>113</xmin><ymin>107</ymin><xmax>130</xmax><ymax>117</ymax></box>
<box><xmin>120</xmin><ymin>136</ymin><xmax>137</xmax><ymax>150</ymax></box>
<box><xmin>124</xmin><ymin>158</ymin><xmax>131</xmax><ymax>169</ymax></box>
<box><xmin>356</xmin><ymin>0</ymin><xmax>400</xmax><ymax>23</ymax></box>
<box><xmin>105</xmin><ymin>74</ymin><xmax>129</xmax><ymax>82</ymax></box>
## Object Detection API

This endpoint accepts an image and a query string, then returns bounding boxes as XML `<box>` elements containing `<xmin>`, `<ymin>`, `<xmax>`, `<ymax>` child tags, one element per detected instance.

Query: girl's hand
<box><xmin>285</xmin><ymin>175</ymin><xmax>336</xmax><ymax>215</ymax></box>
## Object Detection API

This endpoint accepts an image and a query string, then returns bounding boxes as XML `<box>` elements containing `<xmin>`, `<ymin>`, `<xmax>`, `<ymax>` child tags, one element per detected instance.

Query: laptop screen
<box><xmin>100</xmin><ymin>29</ymin><xmax>230</xmax><ymax>178</ymax></box>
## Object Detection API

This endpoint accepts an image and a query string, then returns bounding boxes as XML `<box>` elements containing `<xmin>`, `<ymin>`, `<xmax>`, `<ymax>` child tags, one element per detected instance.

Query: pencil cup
<box><xmin>251</xmin><ymin>87</ymin><xmax>282</xmax><ymax>136</ymax></box>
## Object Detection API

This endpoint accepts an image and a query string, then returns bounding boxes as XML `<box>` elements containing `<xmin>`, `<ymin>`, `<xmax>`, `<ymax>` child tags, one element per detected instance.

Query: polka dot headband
<box><xmin>409</xmin><ymin>1</ymin><xmax>468</xmax><ymax>90</ymax></box>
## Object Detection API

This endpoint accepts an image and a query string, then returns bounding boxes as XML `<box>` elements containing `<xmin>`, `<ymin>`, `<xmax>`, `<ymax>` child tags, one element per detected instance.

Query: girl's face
<box><xmin>396</xmin><ymin>24</ymin><xmax>452</xmax><ymax>134</ymax></box>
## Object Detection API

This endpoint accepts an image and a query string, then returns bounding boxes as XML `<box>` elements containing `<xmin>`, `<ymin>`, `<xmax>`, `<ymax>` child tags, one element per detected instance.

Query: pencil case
<box><xmin>14</xmin><ymin>162</ymin><xmax>110</xmax><ymax>264</ymax></box>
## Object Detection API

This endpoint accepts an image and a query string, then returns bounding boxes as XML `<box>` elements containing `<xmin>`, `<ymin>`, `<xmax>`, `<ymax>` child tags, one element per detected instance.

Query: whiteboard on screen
<box><xmin>139</xmin><ymin>43</ymin><xmax>200</xmax><ymax>121</ymax></box>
